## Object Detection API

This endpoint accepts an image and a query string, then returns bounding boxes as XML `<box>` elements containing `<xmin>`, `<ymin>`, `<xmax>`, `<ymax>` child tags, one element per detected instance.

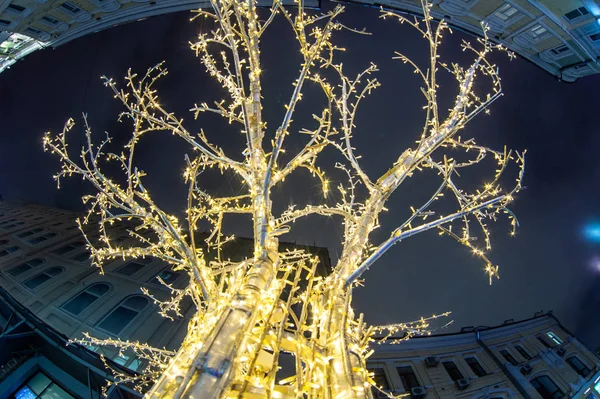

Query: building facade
<box><xmin>0</xmin><ymin>200</ymin><xmax>330</xmax><ymax>397</ymax></box>
<box><xmin>344</xmin><ymin>0</ymin><xmax>600</xmax><ymax>82</ymax></box>
<box><xmin>1</xmin><ymin>0</ymin><xmax>599</xmax><ymax>80</ymax></box>
<box><xmin>368</xmin><ymin>313</ymin><xmax>600</xmax><ymax>399</ymax></box>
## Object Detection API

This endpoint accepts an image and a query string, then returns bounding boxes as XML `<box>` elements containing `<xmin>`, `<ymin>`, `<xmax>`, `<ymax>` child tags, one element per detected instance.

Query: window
<box><xmin>499</xmin><ymin>349</ymin><xmax>518</xmax><ymax>366</ymax></box>
<box><xmin>8</xmin><ymin>258</ymin><xmax>44</xmax><ymax>277</ymax></box>
<box><xmin>27</xmin><ymin>232</ymin><xmax>57</xmax><ymax>244</ymax></box>
<box><xmin>442</xmin><ymin>361</ymin><xmax>464</xmax><ymax>381</ymax></box>
<box><xmin>60</xmin><ymin>2</ymin><xmax>81</xmax><ymax>13</ymax></box>
<box><xmin>12</xmin><ymin>371</ymin><xmax>74</xmax><ymax>399</ymax></box>
<box><xmin>465</xmin><ymin>356</ymin><xmax>486</xmax><ymax>377</ymax></box>
<box><xmin>550</xmin><ymin>45</ymin><xmax>570</xmax><ymax>56</ymax></box>
<box><xmin>115</xmin><ymin>261</ymin><xmax>147</xmax><ymax>276</ymax></box>
<box><xmin>0</xmin><ymin>19</ymin><xmax>11</xmax><ymax>27</ymax></box>
<box><xmin>7</xmin><ymin>3</ymin><xmax>26</xmax><ymax>13</ymax></box>
<box><xmin>564</xmin><ymin>7</ymin><xmax>589</xmax><ymax>21</ymax></box>
<box><xmin>530</xmin><ymin>24</ymin><xmax>547</xmax><ymax>39</ymax></box>
<box><xmin>53</xmin><ymin>241</ymin><xmax>84</xmax><ymax>255</ymax></box>
<box><xmin>566</xmin><ymin>356</ymin><xmax>591</xmax><ymax>377</ymax></box>
<box><xmin>531</xmin><ymin>375</ymin><xmax>564</xmax><ymax>399</ymax></box>
<box><xmin>537</xmin><ymin>336</ymin><xmax>552</xmax><ymax>348</ymax></box>
<box><xmin>97</xmin><ymin>295</ymin><xmax>148</xmax><ymax>335</ymax></box>
<box><xmin>396</xmin><ymin>365</ymin><xmax>420</xmax><ymax>390</ymax></box>
<box><xmin>0</xmin><ymin>219</ymin><xmax>17</xmax><ymax>226</ymax></box>
<box><xmin>494</xmin><ymin>3</ymin><xmax>518</xmax><ymax>21</ymax></box>
<box><xmin>589</xmin><ymin>33</ymin><xmax>600</xmax><ymax>42</ymax></box>
<box><xmin>151</xmin><ymin>269</ymin><xmax>182</xmax><ymax>286</ymax></box>
<box><xmin>17</xmin><ymin>228</ymin><xmax>43</xmax><ymax>238</ymax></box>
<box><xmin>71</xmin><ymin>252</ymin><xmax>90</xmax><ymax>262</ymax></box>
<box><xmin>514</xmin><ymin>345</ymin><xmax>532</xmax><ymax>360</ymax></box>
<box><xmin>50</xmin><ymin>222</ymin><xmax>62</xmax><ymax>227</ymax></box>
<box><xmin>23</xmin><ymin>267</ymin><xmax>63</xmax><ymax>290</ymax></box>
<box><xmin>0</xmin><ymin>240</ymin><xmax>7</xmax><ymax>245</ymax></box>
<box><xmin>62</xmin><ymin>283</ymin><xmax>110</xmax><ymax>315</ymax></box>
<box><xmin>546</xmin><ymin>332</ymin><xmax>563</xmax><ymax>345</ymax></box>
<box><xmin>0</xmin><ymin>246</ymin><xmax>19</xmax><ymax>257</ymax></box>
<box><xmin>369</xmin><ymin>368</ymin><xmax>391</xmax><ymax>398</ymax></box>
<box><xmin>41</xmin><ymin>15</ymin><xmax>60</xmax><ymax>25</ymax></box>
<box><xmin>3</xmin><ymin>221</ymin><xmax>25</xmax><ymax>229</ymax></box>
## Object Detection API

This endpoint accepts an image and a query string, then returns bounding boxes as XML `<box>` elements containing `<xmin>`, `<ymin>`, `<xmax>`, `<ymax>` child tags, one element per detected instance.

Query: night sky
<box><xmin>1</xmin><ymin>2</ymin><xmax>600</xmax><ymax>349</ymax></box>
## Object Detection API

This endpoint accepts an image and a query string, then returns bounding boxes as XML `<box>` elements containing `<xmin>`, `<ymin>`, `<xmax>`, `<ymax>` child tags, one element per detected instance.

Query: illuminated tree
<box><xmin>43</xmin><ymin>0</ymin><xmax>524</xmax><ymax>397</ymax></box>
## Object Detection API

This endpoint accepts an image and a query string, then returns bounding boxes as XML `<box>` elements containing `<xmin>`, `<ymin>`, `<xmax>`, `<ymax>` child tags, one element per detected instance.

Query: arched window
<box><xmin>53</xmin><ymin>241</ymin><xmax>85</xmax><ymax>256</ymax></box>
<box><xmin>530</xmin><ymin>375</ymin><xmax>563</xmax><ymax>399</ymax></box>
<box><xmin>17</xmin><ymin>228</ymin><xmax>43</xmax><ymax>238</ymax></box>
<box><xmin>566</xmin><ymin>356</ymin><xmax>591</xmax><ymax>377</ymax></box>
<box><xmin>22</xmin><ymin>267</ymin><xmax>63</xmax><ymax>290</ymax></box>
<box><xmin>115</xmin><ymin>258</ymin><xmax>152</xmax><ymax>276</ymax></box>
<box><xmin>27</xmin><ymin>232</ymin><xmax>58</xmax><ymax>245</ymax></box>
<box><xmin>97</xmin><ymin>295</ymin><xmax>149</xmax><ymax>335</ymax></box>
<box><xmin>7</xmin><ymin>258</ymin><xmax>44</xmax><ymax>277</ymax></box>
<box><xmin>61</xmin><ymin>283</ymin><xmax>110</xmax><ymax>316</ymax></box>
<box><xmin>0</xmin><ymin>245</ymin><xmax>20</xmax><ymax>257</ymax></box>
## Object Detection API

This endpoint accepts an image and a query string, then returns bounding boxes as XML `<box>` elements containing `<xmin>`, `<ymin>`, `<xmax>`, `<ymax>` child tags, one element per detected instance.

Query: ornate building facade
<box><xmin>1</xmin><ymin>0</ymin><xmax>599</xmax><ymax>81</ymax></box>
<box><xmin>368</xmin><ymin>313</ymin><xmax>600</xmax><ymax>399</ymax></box>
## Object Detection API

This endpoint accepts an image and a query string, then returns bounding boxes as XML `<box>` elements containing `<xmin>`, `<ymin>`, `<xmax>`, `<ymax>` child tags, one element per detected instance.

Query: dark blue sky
<box><xmin>1</xmin><ymin>3</ymin><xmax>600</xmax><ymax>348</ymax></box>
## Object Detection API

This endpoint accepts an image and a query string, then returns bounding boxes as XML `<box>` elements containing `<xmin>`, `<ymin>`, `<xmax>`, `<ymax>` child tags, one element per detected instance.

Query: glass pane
<box><xmin>40</xmin><ymin>383</ymin><xmax>74</xmax><ymax>399</ymax></box>
<box><xmin>29</xmin><ymin>259</ymin><xmax>44</xmax><ymax>267</ymax></box>
<box><xmin>46</xmin><ymin>268</ymin><xmax>63</xmax><ymax>277</ymax></box>
<box><xmin>87</xmin><ymin>283</ymin><xmax>109</xmax><ymax>296</ymax></box>
<box><xmin>9</xmin><ymin>264</ymin><xmax>32</xmax><ymax>277</ymax></box>
<box><xmin>62</xmin><ymin>291</ymin><xmax>98</xmax><ymax>315</ymax></box>
<box><xmin>155</xmin><ymin>270</ymin><xmax>180</xmax><ymax>285</ymax></box>
<box><xmin>28</xmin><ymin>372</ymin><xmax>52</xmax><ymax>394</ymax></box>
<box><xmin>24</xmin><ymin>273</ymin><xmax>51</xmax><ymax>289</ymax></box>
<box><xmin>98</xmin><ymin>306</ymin><xmax>138</xmax><ymax>335</ymax></box>
<box><xmin>71</xmin><ymin>252</ymin><xmax>90</xmax><ymax>262</ymax></box>
<box><xmin>116</xmin><ymin>262</ymin><xmax>145</xmax><ymax>276</ymax></box>
<box><xmin>15</xmin><ymin>386</ymin><xmax>37</xmax><ymax>399</ymax></box>
<box><xmin>123</xmin><ymin>296</ymin><xmax>148</xmax><ymax>310</ymax></box>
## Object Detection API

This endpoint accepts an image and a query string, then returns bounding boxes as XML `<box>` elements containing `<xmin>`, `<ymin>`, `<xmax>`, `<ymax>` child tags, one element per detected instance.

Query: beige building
<box><xmin>0</xmin><ymin>200</ymin><xmax>330</xmax><ymax>376</ymax></box>
<box><xmin>368</xmin><ymin>313</ymin><xmax>600</xmax><ymax>399</ymax></box>
<box><xmin>345</xmin><ymin>0</ymin><xmax>600</xmax><ymax>82</ymax></box>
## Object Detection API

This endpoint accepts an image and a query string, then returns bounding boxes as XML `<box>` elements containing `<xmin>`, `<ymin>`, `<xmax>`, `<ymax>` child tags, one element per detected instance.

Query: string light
<box><xmin>43</xmin><ymin>0</ymin><xmax>524</xmax><ymax>397</ymax></box>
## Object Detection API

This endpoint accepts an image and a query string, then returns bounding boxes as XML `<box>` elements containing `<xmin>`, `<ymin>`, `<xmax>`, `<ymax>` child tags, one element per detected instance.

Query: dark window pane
<box><xmin>531</xmin><ymin>376</ymin><xmax>563</xmax><ymax>399</ymax></box>
<box><xmin>17</xmin><ymin>228</ymin><xmax>43</xmax><ymax>238</ymax></box>
<box><xmin>23</xmin><ymin>273</ymin><xmax>51</xmax><ymax>289</ymax></box>
<box><xmin>500</xmin><ymin>350</ymin><xmax>518</xmax><ymax>366</ymax></box>
<box><xmin>71</xmin><ymin>252</ymin><xmax>90</xmax><ymax>262</ymax></box>
<box><xmin>62</xmin><ymin>291</ymin><xmax>98</xmax><ymax>315</ymax></box>
<box><xmin>0</xmin><ymin>239</ymin><xmax>7</xmax><ymax>245</ymax></box>
<box><xmin>123</xmin><ymin>296</ymin><xmax>148</xmax><ymax>310</ymax></box>
<box><xmin>370</xmin><ymin>368</ymin><xmax>390</xmax><ymax>397</ymax></box>
<box><xmin>566</xmin><ymin>356</ymin><xmax>591</xmax><ymax>377</ymax></box>
<box><xmin>537</xmin><ymin>336</ymin><xmax>552</xmax><ymax>348</ymax></box>
<box><xmin>98</xmin><ymin>306</ymin><xmax>138</xmax><ymax>335</ymax></box>
<box><xmin>515</xmin><ymin>345</ymin><xmax>532</xmax><ymax>360</ymax></box>
<box><xmin>115</xmin><ymin>262</ymin><xmax>146</xmax><ymax>276</ymax></box>
<box><xmin>397</xmin><ymin>366</ymin><xmax>420</xmax><ymax>389</ymax></box>
<box><xmin>7</xmin><ymin>4</ymin><xmax>25</xmax><ymax>12</ymax></box>
<box><xmin>87</xmin><ymin>283</ymin><xmax>110</xmax><ymax>296</ymax></box>
<box><xmin>28</xmin><ymin>258</ymin><xmax>44</xmax><ymax>267</ymax></box>
<box><xmin>153</xmin><ymin>270</ymin><xmax>181</xmax><ymax>285</ymax></box>
<box><xmin>465</xmin><ymin>357</ymin><xmax>486</xmax><ymax>377</ymax></box>
<box><xmin>9</xmin><ymin>264</ymin><xmax>32</xmax><ymax>277</ymax></box>
<box><xmin>442</xmin><ymin>361</ymin><xmax>464</xmax><ymax>381</ymax></box>
<box><xmin>46</xmin><ymin>267</ymin><xmax>62</xmax><ymax>277</ymax></box>
<box><xmin>0</xmin><ymin>246</ymin><xmax>19</xmax><ymax>256</ymax></box>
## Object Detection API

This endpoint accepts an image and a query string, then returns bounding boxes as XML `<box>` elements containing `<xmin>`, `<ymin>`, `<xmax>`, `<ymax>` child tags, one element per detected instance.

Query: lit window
<box><xmin>0</xmin><ymin>245</ymin><xmax>20</xmax><ymax>257</ymax></box>
<box><xmin>530</xmin><ymin>24</ymin><xmax>547</xmax><ymax>38</ymax></box>
<box><xmin>564</xmin><ymin>7</ymin><xmax>589</xmax><ymax>21</ymax></box>
<box><xmin>23</xmin><ymin>267</ymin><xmax>63</xmax><ymax>289</ymax></box>
<box><xmin>494</xmin><ymin>3</ymin><xmax>519</xmax><ymax>21</ymax></box>
<box><xmin>465</xmin><ymin>356</ymin><xmax>486</xmax><ymax>377</ymax></box>
<box><xmin>442</xmin><ymin>361</ymin><xmax>464</xmax><ymax>381</ymax></box>
<box><xmin>499</xmin><ymin>349</ymin><xmax>518</xmax><ymax>366</ymax></box>
<box><xmin>60</xmin><ymin>2</ymin><xmax>81</xmax><ymax>13</ymax></box>
<box><xmin>97</xmin><ymin>295</ymin><xmax>148</xmax><ymax>335</ymax></box>
<box><xmin>61</xmin><ymin>283</ymin><xmax>110</xmax><ymax>316</ymax></box>
<box><xmin>53</xmin><ymin>241</ymin><xmax>84</xmax><ymax>255</ymax></box>
<box><xmin>151</xmin><ymin>269</ymin><xmax>182</xmax><ymax>286</ymax></box>
<box><xmin>27</xmin><ymin>232</ymin><xmax>57</xmax><ymax>245</ymax></box>
<box><xmin>531</xmin><ymin>375</ymin><xmax>563</xmax><ymax>399</ymax></box>
<box><xmin>17</xmin><ymin>228</ymin><xmax>43</xmax><ymax>238</ymax></box>
<box><xmin>514</xmin><ymin>345</ymin><xmax>532</xmax><ymax>360</ymax></box>
<box><xmin>369</xmin><ymin>368</ymin><xmax>391</xmax><ymax>398</ymax></box>
<box><xmin>566</xmin><ymin>356</ymin><xmax>591</xmax><ymax>377</ymax></box>
<box><xmin>8</xmin><ymin>258</ymin><xmax>44</xmax><ymax>277</ymax></box>
<box><xmin>546</xmin><ymin>332</ymin><xmax>563</xmax><ymax>345</ymax></box>
<box><xmin>13</xmin><ymin>371</ymin><xmax>74</xmax><ymax>399</ymax></box>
